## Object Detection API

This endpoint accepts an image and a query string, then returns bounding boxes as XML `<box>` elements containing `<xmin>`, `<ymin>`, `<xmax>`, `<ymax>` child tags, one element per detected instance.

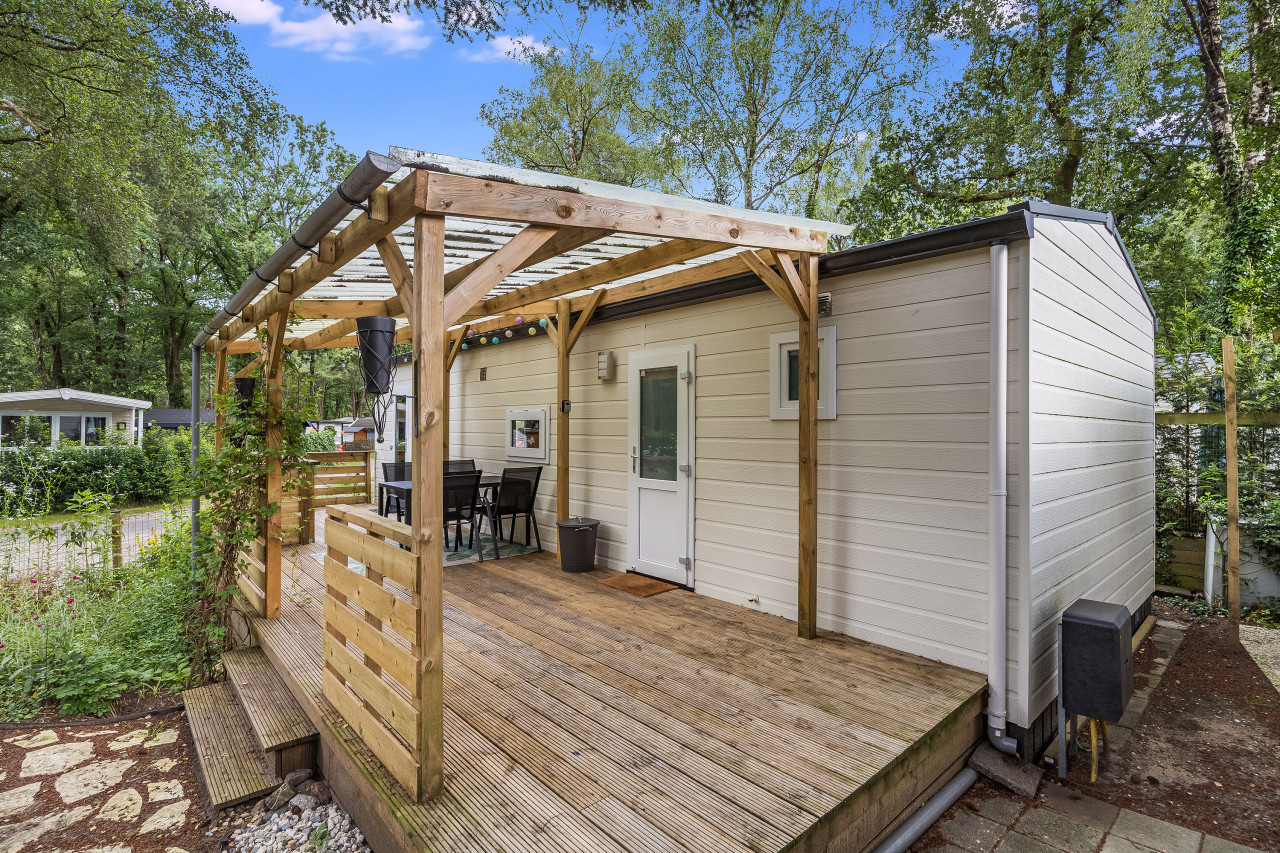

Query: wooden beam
<box><xmin>214</xmin><ymin>349</ymin><xmax>228</xmax><ymax>453</ymax></box>
<box><xmin>411</xmin><ymin>213</ymin><xmax>446</xmax><ymax>800</ymax></box>
<box><xmin>292</xmin><ymin>300</ymin><xmax>393</xmax><ymax>320</ymax></box>
<box><xmin>740</xmin><ymin>250</ymin><xmax>805</xmax><ymax>318</ymax></box>
<box><xmin>556</xmin><ymin>299</ymin><xmax>572</xmax><ymax>530</ymax></box>
<box><xmin>376</xmin><ymin>236</ymin><xmax>416</xmax><ymax>329</ymax></box>
<box><xmin>442</xmin><ymin>225</ymin><xmax>564</xmax><ymax>327</ymax></box>
<box><xmin>416</xmin><ymin>170</ymin><xmax>830</xmax><ymax>252</ymax></box>
<box><xmin>446</xmin><ymin>326</ymin><xmax>468</xmax><ymax>371</ymax></box>
<box><xmin>797</xmin><ymin>252</ymin><xmax>819</xmax><ymax>640</ymax></box>
<box><xmin>771</xmin><ymin>251</ymin><xmax>811</xmax><ymax>319</ymax></box>
<box><xmin>1225</xmin><ymin>336</ymin><xmax>1240</xmax><ymax>645</ymax></box>
<box><xmin>564</xmin><ymin>289</ymin><xmax>605</xmax><ymax>354</ymax></box>
<box><xmin>234</xmin><ymin>355</ymin><xmax>263</xmax><ymax>378</ymax></box>
<box><xmin>471</xmin><ymin>237</ymin><xmax>731</xmax><ymax>320</ymax></box>
<box><xmin>263</xmin><ymin>307</ymin><xmax>290</xmax><ymax>621</ymax></box>
<box><xmin>207</xmin><ymin>171</ymin><xmax>420</xmax><ymax>352</ymax></box>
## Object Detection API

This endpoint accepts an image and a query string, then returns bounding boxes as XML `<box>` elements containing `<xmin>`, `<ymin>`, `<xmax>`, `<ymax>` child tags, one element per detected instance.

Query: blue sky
<box><xmin>212</xmin><ymin>0</ymin><xmax>591</xmax><ymax>160</ymax></box>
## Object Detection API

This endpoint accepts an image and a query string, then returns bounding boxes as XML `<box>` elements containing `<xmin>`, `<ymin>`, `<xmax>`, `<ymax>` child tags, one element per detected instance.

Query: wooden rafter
<box><xmin>442</xmin><ymin>225</ymin><xmax>563</xmax><ymax>327</ymax></box>
<box><xmin>376</xmin><ymin>236</ymin><xmax>416</xmax><ymax>329</ymax></box>
<box><xmin>462</xmin><ymin>237</ymin><xmax>731</xmax><ymax>322</ymax></box>
<box><xmin>416</xmin><ymin>171</ymin><xmax>829</xmax><ymax>252</ymax></box>
<box><xmin>234</xmin><ymin>356</ymin><xmax>264</xmax><ymax>378</ymax></box>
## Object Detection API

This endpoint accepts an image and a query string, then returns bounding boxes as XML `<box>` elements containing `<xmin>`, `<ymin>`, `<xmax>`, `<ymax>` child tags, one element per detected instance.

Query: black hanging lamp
<box><xmin>233</xmin><ymin>377</ymin><xmax>257</xmax><ymax>404</ymax></box>
<box><xmin>356</xmin><ymin>316</ymin><xmax>396</xmax><ymax>443</ymax></box>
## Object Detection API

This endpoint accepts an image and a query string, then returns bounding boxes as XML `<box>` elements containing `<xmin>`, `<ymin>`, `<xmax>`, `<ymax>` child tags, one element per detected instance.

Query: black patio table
<box><xmin>379</xmin><ymin>473</ymin><xmax>501</xmax><ymax>523</ymax></box>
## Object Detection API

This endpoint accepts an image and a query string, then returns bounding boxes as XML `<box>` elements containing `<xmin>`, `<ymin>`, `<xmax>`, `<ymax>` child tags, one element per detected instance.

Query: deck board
<box><xmin>254</xmin><ymin>544</ymin><xmax>986</xmax><ymax>853</ymax></box>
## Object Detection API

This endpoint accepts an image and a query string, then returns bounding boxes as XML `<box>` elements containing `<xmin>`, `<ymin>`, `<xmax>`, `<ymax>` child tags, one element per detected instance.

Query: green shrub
<box><xmin>0</xmin><ymin>426</ymin><xmax>212</xmax><ymax>517</ymax></box>
<box><xmin>304</xmin><ymin>426</ymin><xmax>337</xmax><ymax>455</ymax></box>
<box><xmin>0</xmin><ymin>515</ymin><xmax>196</xmax><ymax>719</ymax></box>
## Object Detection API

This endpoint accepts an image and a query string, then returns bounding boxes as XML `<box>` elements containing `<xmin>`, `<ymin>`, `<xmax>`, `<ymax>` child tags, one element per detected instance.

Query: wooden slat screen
<box><xmin>321</xmin><ymin>504</ymin><xmax>421</xmax><ymax>797</ymax></box>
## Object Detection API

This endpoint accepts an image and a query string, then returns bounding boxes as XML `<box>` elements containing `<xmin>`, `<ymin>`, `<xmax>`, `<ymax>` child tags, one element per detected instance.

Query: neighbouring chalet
<box><xmin>184</xmin><ymin>149</ymin><xmax>1156</xmax><ymax>853</ymax></box>
<box><xmin>0</xmin><ymin>388</ymin><xmax>151</xmax><ymax>447</ymax></box>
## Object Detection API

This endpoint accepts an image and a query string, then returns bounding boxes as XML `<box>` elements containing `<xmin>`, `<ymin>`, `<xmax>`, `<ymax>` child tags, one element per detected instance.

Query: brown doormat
<box><xmin>598</xmin><ymin>572</ymin><xmax>678</xmax><ymax>597</ymax></box>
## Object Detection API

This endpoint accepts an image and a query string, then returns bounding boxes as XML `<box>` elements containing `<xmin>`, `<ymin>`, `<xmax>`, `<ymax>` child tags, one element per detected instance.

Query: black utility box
<box><xmin>1061</xmin><ymin>599</ymin><xmax>1133</xmax><ymax>723</ymax></box>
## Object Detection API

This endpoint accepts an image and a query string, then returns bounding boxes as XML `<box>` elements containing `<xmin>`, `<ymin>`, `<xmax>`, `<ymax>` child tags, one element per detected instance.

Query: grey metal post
<box><xmin>1058</xmin><ymin>621</ymin><xmax>1067</xmax><ymax>779</ymax></box>
<box><xmin>190</xmin><ymin>344</ymin><xmax>201</xmax><ymax>581</ymax></box>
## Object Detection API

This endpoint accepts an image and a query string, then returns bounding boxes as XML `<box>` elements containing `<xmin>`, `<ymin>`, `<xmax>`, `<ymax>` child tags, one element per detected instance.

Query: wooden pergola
<box><xmin>199</xmin><ymin>152</ymin><xmax>843</xmax><ymax>799</ymax></box>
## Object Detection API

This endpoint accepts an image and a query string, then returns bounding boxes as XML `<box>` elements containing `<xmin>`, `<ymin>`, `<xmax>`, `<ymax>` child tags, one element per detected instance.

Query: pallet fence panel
<box><xmin>322</xmin><ymin>503</ymin><xmax>423</xmax><ymax>797</ymax></box>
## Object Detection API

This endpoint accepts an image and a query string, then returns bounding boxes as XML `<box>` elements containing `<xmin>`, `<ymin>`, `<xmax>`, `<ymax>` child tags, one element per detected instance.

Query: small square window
<box><xmin>769</xmin><ymin>327</ymin><xmax>837</xmax><ymax>420</ymax></box>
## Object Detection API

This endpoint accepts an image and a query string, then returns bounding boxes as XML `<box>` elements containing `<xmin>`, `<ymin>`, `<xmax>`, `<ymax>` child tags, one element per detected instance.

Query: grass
<box><xmin>0</xmin><ymin>501</ymin><xmax>176</xmax><ymax>529</ymax></box>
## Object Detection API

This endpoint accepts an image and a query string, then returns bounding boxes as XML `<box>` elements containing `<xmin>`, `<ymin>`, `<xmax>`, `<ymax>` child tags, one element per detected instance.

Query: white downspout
<box><xmin>988</xmin><ymin>241</ymin><xmax>1017</xmax><ymax>754</ymax></box>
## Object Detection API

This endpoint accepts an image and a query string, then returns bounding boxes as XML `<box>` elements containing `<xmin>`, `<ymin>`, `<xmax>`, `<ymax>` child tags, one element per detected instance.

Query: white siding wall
<box><xmin>444</xmin><ymin>246</ymin><xmax>1026</xmax><ymax>679</ymax></box>
<box><xmin>1024</xmin><ymin>217</ymin><xmax>1156</xmax><ymax>726</ymax></box>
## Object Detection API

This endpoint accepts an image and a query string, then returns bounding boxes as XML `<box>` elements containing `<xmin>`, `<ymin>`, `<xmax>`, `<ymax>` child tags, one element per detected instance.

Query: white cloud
<box><xmin>211</xmin><ymin>0</ymin><xmax>431</xmax><ymax>61</ymax></box>
<box><xmin>457</xmin><ymin>35</ymin><xmax>551</xmax><ymax>63</ymax></box>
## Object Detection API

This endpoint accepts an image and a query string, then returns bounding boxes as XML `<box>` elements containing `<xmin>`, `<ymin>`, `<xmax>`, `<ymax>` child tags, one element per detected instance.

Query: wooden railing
<box><xmin>235</xmin><ymin>451</ymin><xmax>375</xmax><ymax>619</ymax></box>
<box><xmin>321</xmin><ymin>504</ymin><xmax>424</xmax><ymax>797</ymax></box>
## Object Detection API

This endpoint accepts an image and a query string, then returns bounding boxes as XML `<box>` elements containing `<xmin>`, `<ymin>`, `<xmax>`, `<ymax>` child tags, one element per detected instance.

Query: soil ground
<box><xmin>1067</xmin><ymin>604</ymin><xmax>1280</xmax><ymax>850</ymax></box>
<box><xmin>0</xmin><ymin>708</ymin><xmax>218</xmax><ymax>852</ymax></box>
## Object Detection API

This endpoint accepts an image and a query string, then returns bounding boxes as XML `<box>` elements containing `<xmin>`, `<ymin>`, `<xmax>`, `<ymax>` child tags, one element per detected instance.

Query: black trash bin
<box><xmin>555</xmin><ymin>517</ymin><xmax>600</xmax><ymax>573</ymax></box>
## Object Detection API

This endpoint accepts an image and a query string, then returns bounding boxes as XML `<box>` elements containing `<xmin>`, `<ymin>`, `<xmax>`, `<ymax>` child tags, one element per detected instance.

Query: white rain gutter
<box><xmin>987</xmin><ymin>240</ymin><xmax>1018</xmax><ymax>754</ymax></box>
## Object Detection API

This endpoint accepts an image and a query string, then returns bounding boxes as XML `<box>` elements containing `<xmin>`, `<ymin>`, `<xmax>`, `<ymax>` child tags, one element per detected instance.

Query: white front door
<box><xmin>627</xmin><ymin>345</ymin><xmax>694</xmax><ymax>585</ymax></box>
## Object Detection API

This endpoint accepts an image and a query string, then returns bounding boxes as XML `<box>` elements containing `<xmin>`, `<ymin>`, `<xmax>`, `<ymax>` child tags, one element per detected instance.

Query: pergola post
<box><xmin>548</xmin><ymin>292</ymin><xmax>604</xmax><ymax>540</ymax></box>
<box><xmin>797</xmin><ymin>253</ymin><xmax>820</xmax><ymax>639</ymax></box>
<box><xmin>263</xmin><ymin>307</ymin><xmax>290</xmax><ymax>620</ymax></box>
<box><xmin>556</xmin><ymin>300</ymin><xmax>571</xmax><ymax>527</ymax></box>
<box><xmin>213</xmin><ymin>349</ymin><xmax>228</xmax><ymax>452</ymax></box>
<box><xmin>411</xmin><ymin>213</ymin><xmax>446</xmax><ymax>799</ymax></box>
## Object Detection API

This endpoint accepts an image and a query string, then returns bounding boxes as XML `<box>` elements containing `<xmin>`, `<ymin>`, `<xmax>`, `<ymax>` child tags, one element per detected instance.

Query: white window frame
<box><xmin>505</xmin><ymin>405</ymin><xmax>551</xmax><ymax>463</ymax></box>
<box><xmin>0</xmin><ymin>411</ymin><xmax>112</xmax><ymax>448</ymax></box>
<box><xmin>769</xmin><ymin>326</ymin><xmax>837</xmax><ymax>420</ymax></box>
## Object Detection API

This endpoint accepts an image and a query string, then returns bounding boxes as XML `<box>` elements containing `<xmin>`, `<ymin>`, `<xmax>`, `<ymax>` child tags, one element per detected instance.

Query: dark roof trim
<box><xmin>1007</xmin><ymin>201</ymin><xmax>1156</xmax><ymax>328</ymax></box>
<box><xmin>594</xmin><ymin>210</ymin><xmax>1033</xmax><ymax>324</ymax></box>
<box><xmin>590</xmin><ymin>200</ymin><xmax>1153</xmax><ymax>332</ymax></box>
<box><xmin>820</xmin><ymin>210</ymin><xmax>1033</xmax><ymax>278</ymax></box>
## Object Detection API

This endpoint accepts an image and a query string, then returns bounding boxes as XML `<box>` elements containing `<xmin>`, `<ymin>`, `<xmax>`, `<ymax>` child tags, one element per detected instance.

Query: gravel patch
<box><xmin>1240</xmin><ymin>623</ymin><xmax>1280</xmax><ymax>694</ymax></box>
<box><xmin>225</xmin><ymin>802</ymin><xmax>370</xmax><ymax>853</ymax></box>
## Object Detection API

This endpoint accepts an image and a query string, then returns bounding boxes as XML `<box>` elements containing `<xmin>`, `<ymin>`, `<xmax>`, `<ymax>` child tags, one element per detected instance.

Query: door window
<box><xmin>639</xmin><ymin>366</ymin><xmax>678</xmax><ymax>481</ymax></box>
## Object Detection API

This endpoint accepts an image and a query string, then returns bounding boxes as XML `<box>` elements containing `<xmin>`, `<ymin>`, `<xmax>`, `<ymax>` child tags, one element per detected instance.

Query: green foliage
<box><xmin>1155</xmin><ymin>594</ymin><xmax>1225</xmax><ymax>621</ymax></box>
<box><xmin>0</xmin><ymin>511</ymin><xmax>196</xmax><ymax>719</ymax></box>
<box><xmin>0</xmin><ymin>432</ymin><xmax>175</xmax><ymax>518</ymax></box>
<box><xmin>185</xmin><ymin>364</ymin><xmax>316</xmax><ymax>683</ymax></box>
<box><xmin>304</xmin><ymin>427</ymin><xmax>338</xmax><ymax>455</ymax></box>
<box><xmin>479</xmin><ymin>17</ymin><xmax>667</xmax><ymax>188</ymax></box>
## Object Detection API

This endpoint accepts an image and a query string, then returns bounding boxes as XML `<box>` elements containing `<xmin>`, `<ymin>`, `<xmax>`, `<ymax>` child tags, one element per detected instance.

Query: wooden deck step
<box><xmin>223</xmin><ymin>646</ymin><xmax>319</xmax><ymax>777</ymax></box>
<box><xmin>183</xmin><ymin>682</ymin><xmax>280</xmax><ymax>810</ymax></box>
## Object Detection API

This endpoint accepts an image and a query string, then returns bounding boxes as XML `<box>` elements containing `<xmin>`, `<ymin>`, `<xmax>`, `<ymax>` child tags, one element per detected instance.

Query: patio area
<box><xmin>247</xmin><ymin>506</ymin><xmax>987</xmax><ymax>853</ymax></box>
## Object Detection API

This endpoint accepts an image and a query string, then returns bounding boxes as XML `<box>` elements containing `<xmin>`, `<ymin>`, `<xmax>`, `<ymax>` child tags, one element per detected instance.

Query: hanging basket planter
<box><xmin>357</xmin><ymin>316</ymin><xmax>397</xmax><ymax>443</ymax></box>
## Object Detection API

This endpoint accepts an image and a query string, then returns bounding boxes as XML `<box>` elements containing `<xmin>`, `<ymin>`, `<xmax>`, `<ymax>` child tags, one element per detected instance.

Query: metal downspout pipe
<box><xmin>987</xmin><ymin>240</ymin><xmax>1018</xmax><ymax>754</ymax></box>
<box><xmin>868</xmin><ymin>240</ymin><xmax>1018</xmax><ymax>853</ymax></box>
<box><xmin>189</xmin><ymin>345</ymin><xmax>201</xmax><ymax>586</ymax></box>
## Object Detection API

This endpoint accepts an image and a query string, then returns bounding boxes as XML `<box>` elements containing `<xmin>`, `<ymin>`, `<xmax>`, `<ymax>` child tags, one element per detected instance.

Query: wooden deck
<box><xmin>250</xmin><ymin>540</ymin><xmax>986</xmax><ymax>853</ymax></box>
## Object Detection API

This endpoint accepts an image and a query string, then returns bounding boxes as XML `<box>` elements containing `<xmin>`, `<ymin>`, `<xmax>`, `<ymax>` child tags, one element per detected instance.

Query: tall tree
<box><xmin>479</xmin><ymin>20</ymin><xmax>667</xmax><ymax>187</ymax></box>
<box><xmin>632</xmin><ymin>0</ymin><xmax>919</xmax><ymax>214</ymax></box>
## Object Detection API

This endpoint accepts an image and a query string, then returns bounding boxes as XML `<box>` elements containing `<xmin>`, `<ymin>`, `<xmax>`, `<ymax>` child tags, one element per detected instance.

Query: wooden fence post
<box><xmin>1224</xmin><ymin>336</ymin><xmax>1240</xmax><ymax>644</ymax></box>
<box><xmin>111</xmin><ymin>510</ymin><xmax>122</xmax><ymax>570</ymax></box>
<box><xmin>366</xmin><ymin>451</ymin><xmax>375</xmax><ymax>505</ymax></box>
<box><xmin>301</xmin><ymin>470</ymin><xmax>315</xmax><ymax>546</ymax></box>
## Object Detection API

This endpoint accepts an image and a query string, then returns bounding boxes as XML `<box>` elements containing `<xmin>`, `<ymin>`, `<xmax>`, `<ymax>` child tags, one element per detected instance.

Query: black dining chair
<box><xmin>381</xmin><ymin>461</ymin><xmax>411</xmax><ymax>517</ymax></box>
<box><xmin>444</xmin><ymin>459</ymin><xmax>477</xmax><ymax>474</ymax></box>
<box><xmin>483</xmin><ymin>466</ymin><xmax>543</xmax><ymax>551</ymax></box>
<box><xmin>443</xmin><ymin>471</ymin><xmax>491</xmax><ymax>560</ymax></box>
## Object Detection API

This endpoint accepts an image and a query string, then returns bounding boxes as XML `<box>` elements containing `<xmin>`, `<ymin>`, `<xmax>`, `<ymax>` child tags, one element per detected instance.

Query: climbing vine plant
<box><xmin>185</xmin><ymin>357</ymin><xmax>315</xmax><ymax>684</ymax></box>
